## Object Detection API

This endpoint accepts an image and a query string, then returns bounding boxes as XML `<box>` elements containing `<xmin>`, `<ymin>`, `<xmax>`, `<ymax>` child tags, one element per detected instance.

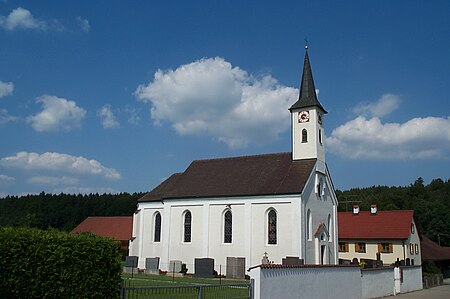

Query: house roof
<box><xmin>289</xmin><ymin>49</ymin><xmax>327</xmax><ymax>113</ymax></box>
<box><xmin>421</xmin><ymin>235</ymin><xmax>450</xmax><ymax>262</ymax></box>
<box><xmin>338</xmin><ymin>210</ymin><xmax>415</xmax><ymax>240</ymax></box>
<box><xmin>139</xmin><ymin>152</ymin><xmax>317</xmax><ymax>202</ymax></box>
<box><xmin>71</xmin><ymin>216</ymin><xmax>133</xmax><ymax>241</ymax></box>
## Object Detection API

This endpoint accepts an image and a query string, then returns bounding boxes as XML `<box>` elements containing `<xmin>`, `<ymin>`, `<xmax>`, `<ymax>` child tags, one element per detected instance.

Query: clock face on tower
<box><xmin>318</xmin><ymin>113</ymin><xmax>323</xmax><ymax>125</ymax></box>
<box><xmin>298</xmin><ymin>111</ymin><xmax>310</xmax><ymax>123</ymax></box>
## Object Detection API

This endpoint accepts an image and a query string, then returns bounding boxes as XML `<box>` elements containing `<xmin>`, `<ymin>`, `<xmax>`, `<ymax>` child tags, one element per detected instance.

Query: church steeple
<box><xmin>290</xmin><ymin>47</ymin><xmax>327</xmax><ymax>162</ymax></box>
<box><xmin>289</xmin><ymin>47</ymin><xmax>327</xmax><ymax>113</ymax></box>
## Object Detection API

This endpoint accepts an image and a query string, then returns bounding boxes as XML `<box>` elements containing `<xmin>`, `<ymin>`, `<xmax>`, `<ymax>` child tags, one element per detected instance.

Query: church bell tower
<box><xmin>289</xmin><ymin>46</ymin><xmax>327</xmax><ymax>162</ymax></box>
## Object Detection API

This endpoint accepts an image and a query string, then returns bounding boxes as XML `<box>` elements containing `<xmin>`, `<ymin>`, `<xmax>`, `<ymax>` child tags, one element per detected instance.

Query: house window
<box><xmin>302</xmin><ymin>129</ymin><xmax>308</xmax><ymax>143</ymax></box>
<box><xmin>339</xmin><ymin>242</ymin><xmax>348</xmax><ymax>252</ymax></box>
<box><xmin>268</xmin><ymin>209</ymin><xmax>277</xmax><ymax>245</ymax></box>
<box><xmin>415</xmin><ymin>244</ymin><xmax>419</xmax><ymax>255</ymax></box>
<box><xmin>355</xmin><ymin>242</ymin><xmax>366</xmax><ymax>253</ymax></box>
<box><xmin>410</xmin><ymin>244</ymin><xmax>414</xmax><ymax>255</ymax></box>
<box><xmin>183</xmin><ymin>211</ymin><xmax>192</xmax><ymax>243</ymax></box>
<box><xmin>224</xmin><ymin>210</ymin><xmax>232</xmax><ymax>244</ymax></box>
<box><xmin>378</xmin><ymin>243</ymin><xmax>393</xmax><ymax>253</ymax></box>
<box><xmin>154</xmin><ymin>212</ymin><xmax>161</xmax><ymax>242</ymax></box>
<box><xmin>307</xmin><ymin>209</ymin><xmax>312</xmax><ymax>241</ymax></box>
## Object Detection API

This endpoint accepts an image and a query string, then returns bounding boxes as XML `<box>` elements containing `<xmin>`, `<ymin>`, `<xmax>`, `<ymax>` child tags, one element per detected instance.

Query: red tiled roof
<box><xmin>421</xmin><ymin>235</ymin><xmax>450</xmax><ymax>262</ymax></box>
<box><xmin>71</xmin><ymin>216</ymin><xmax>132</xmax><ymax>241</ymax></box>
<box><xmin>139</xmin><ymin>152</ymin><xmax>316</xmax><ymax>202</ymax></box>
<box><xmin>338</xmin><ymin>210</ymin><xmax>414</xmax><ymax>240</ymax></box>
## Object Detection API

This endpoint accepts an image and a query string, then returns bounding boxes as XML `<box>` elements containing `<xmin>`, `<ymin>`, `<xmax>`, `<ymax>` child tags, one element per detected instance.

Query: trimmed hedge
<box><xmin>0</xmin><ymin>227</ymin><xmax>122</xmax><ymax>298</ymax></box>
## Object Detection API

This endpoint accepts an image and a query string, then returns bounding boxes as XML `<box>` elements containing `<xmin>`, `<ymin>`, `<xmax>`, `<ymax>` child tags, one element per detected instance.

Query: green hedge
<box><xmin>0</xmin><ymin>227</ymin><xmax>122</xmax><ymax>298</ymax></box>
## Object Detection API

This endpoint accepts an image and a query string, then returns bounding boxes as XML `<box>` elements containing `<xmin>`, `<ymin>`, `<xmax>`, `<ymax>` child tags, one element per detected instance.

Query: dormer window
<box><xmin>302</xmin><ymin>129</ymin><xmax>308</xmax><ymax>143</ymax></box>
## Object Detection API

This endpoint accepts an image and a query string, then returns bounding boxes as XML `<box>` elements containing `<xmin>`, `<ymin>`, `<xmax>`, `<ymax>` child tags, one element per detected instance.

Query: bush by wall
<box><xmin>0</xmin><ymin>227</ymin><xmax>122</xmax><ymax>298</ymax></box>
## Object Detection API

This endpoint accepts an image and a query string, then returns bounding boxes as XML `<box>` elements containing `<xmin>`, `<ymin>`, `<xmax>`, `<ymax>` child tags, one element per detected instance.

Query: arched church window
<box><xmin>224</xmin><ymin>210</ymin><xmax>232</xmax><ymax>243</ymax></box>
<box><xmin>268</xmin><ymin>209</ymin><xmax>277</xmax><ymax>245</ymax></box>
<box><xmin>154</xmin><ymin>212</ymin><xmax>161</xmax><ymax>242</ymax></box>
<box><xmin>183</xmin><ymin>211</ymin><xmax>192</xmax><ymax>243</ymax></box>
<box><xmin>302</xmin><ymin>129</ymin><xmax>308</xmax><ymax>143</ymax></box>
<box><xmin>327</xmin><ymin>214</ymin><xmax>332</xmax><ymax>242</ymax></box>
<box><xmin>307</xmin><ymin>209</ymin><xmax>312</xmax><ymax>241</ymax></box>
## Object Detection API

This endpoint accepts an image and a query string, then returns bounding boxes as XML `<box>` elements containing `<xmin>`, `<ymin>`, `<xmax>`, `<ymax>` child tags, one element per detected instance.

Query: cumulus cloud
<box><xmin>76</xmin><ymin>16</ymin><xmax>90</xmax><ymax>32</ymax></box>
<box><xmin>27</xmin><ymin>95</ymin><xmax>86</xmax><ymax>132</ymax></box>
<box><xmin>0</xmin><ymin>80</ymin><xmax>14</xmax><ymax>97</ymax></box>
<box><xmin>0</xmin><ymin>151</ymin><xmax>121</xmax><ymax>180</ymax></box>
<box><xmin>0</xmin><ymin>109</ymin><xmax>18</xmax><ymax>125</ymax></box>
<box><xmin>97</xmin><ymin>104</ymin><xmax>120</xmax><ymax>129</ymax></box>
<box><xmin>0</xmin><ymin>7</ymin><xmax>52</xmax><ymax>31</ymax></box>
<box><xmin>0</xmin><ymin>174</ymin><xmax>15</xmax><ymax>185</ymax></box>
<box><xmin>135</xmin><ymin>57</ymin><xmax>298</xmax><ymax>148</ymax></box>
<box><xmin>353</xmin><ymin>94</ymin><xmax>401</xmax><ymax>118</ymax></box>
<box><xmin>327</xmin><ymin>116</ymin><xmax>450</xmax><ymax>160</ymax></box>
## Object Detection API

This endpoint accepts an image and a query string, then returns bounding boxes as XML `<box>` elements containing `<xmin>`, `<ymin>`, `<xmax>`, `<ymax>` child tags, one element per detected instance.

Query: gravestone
<box><xmin>261</xmin><ymin>252</ymin><xmax>270</xmax><ymax>265</ymax></box>
<box><xmin>169</xmin><ymin>260</ymin><xmax>182</xmax><ymax>273</ymax></box>
<box><xmin>226</xmin><ymin>257</ymin><xmax>245</xmax><ymax>279</ymax></box>
<box><xmin>282</xmin><ymin>256</ymin><xmax>304</xmax><ymax>266</ymax></box>
<box><xmin>123</xmin><ymin>256</ymin><xmax>138</xmax><ymax>274</ymax></box>
<box><xmin>194</xmin><ymin>258</ymin><xmax>215</xmax><ymax>278</ymax></box>
<box><xmin>144</xmin><ymin>257</ymin><xmax>160</xmax><ymax>275</ymax></box>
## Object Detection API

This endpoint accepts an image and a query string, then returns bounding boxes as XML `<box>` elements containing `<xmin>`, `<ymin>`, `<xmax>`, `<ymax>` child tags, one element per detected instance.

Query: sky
<box><xmin>0</xmin><ymin>0</ymin><xmax>449</xmax><ymax>197</ymax></box>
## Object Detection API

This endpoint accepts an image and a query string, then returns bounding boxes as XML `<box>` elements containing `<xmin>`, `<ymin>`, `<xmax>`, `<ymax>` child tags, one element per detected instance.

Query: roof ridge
<box><xmin>191</xmin><ymin>151</ymin><xmax>291</xmax><ymax>163</ymax></box>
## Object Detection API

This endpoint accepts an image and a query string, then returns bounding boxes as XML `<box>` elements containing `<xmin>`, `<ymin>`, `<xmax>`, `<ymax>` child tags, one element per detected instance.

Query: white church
<box><xmin>129</xmin><ymin>49</ymin><xmax>339</xmax><ymax>272</ymax></box>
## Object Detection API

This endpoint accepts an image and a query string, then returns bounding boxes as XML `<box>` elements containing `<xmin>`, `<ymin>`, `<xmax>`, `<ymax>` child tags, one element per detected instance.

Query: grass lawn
<box><xmin>121</xmin><ymin>273</ymin><xmax>250</xmax><ymax>298</ymax></box>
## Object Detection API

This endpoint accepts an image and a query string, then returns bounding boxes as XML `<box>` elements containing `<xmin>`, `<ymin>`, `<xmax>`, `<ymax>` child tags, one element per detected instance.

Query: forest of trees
<box><xmin>0</xmin><ymin>192</ymin><xmax>143</xmax><ymax>231</ymax></box>
<box><xmin>0</xmin><ymin>177</ymin><xmax>449</xmax><ymax>246</ymax></box>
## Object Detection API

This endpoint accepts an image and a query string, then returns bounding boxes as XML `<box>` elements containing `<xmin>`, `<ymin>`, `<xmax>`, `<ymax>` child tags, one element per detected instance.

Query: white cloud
<box><xmin>27</xmin><ymin>175</ymin><xmax>78</xmax><ymax>186</ymax></box>
<box><xmin>27</xmin><ymin>95</ymin><xmax>86</xmax><ymax>132</ymax></box>
<box><xmin>76</xmin><ymin>16</ymin><xmax>90</xmax><ymax>32</ymax></box>
<box><xmin>353</xmin><ymin>93</ymin><xmax>401</xmax><ymax>118</ymax></box>
<box><xmin>135</xmin><ymin>57</ymin><xmax>298</xmax><ymax>148</ymax></box>
<box><xmin>0</xmin><ymin>109</ymin><xmax>18</xmax><ymax>125</ymax></box>
<box><xmin>0</xmin><ymin>7</ymin><xmax>48</xmax><ymax>31</ymax></box>
<box><xmin>0</xmin><ymin>80</ymin><xmax>14</xmax><ymax>97</ymax></box>
<box><xmin>125</xmin><ymin>106</ymin><xmax>140</xmax><ymax>124</ymax></box>
<box><xmin>97</xmin><ymin>104</ymin><xmax>120</xmax><ymax>129</ymax></box>
<box><xmin>0</xmin><ymin>151</ymin><xmax>121</xmax><ymax>180</ymax></box>
<box><xmin>0</xmin><ymin>174</ymin><xmax>15</xmax><ymax>185</ymax></box>
<box><xmin>327</xmin><ymin>116</ymin><xmax>450</xmax><ymax>160</ymax></box>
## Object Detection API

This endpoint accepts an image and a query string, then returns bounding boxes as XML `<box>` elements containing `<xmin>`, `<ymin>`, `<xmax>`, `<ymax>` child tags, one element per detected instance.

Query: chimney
<box><xmin>352</xmin><ymin>205</ymin><xmax>360</xmax><ymax>215</ymax></box>
<box><xmin>371</xmin><ymin>204</ymin><xmax>378</xmax><ymax>215</ymax></box>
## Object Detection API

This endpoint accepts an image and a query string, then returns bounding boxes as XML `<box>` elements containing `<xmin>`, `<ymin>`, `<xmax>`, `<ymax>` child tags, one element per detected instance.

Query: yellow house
<box><xmin>338</xmin><ymin>206</ymin><xmax>421</xmax><ymax>266</ymax></box>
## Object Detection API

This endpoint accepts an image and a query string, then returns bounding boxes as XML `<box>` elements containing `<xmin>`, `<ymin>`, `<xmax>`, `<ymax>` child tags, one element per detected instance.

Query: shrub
<box><xmin>0</xmin><ymin>227</ymin><xmax>122</xmax><ymax>298</ymax></box>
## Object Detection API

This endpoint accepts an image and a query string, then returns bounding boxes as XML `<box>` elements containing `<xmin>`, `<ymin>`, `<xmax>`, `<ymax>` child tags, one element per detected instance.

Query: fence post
<box><xmin>250</xmin><ymin>278</ymin><xmax>255</xmax><ymax>299</ymax></box>
<box><xmin>120</xmin><ymin>279</ymin><xmax>125</xmax><ymax>299</ymax></box>
<box><xmin>197</xmin><ymin>285</ymin><xmax>203</xmax><ymax>299</ymax></box>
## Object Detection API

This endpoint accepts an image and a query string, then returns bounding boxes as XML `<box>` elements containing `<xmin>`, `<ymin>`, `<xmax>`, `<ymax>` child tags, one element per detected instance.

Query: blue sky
<box><xmin>0</xmin><ymin>0</ymin><xmax>449</xmax><ymax>197</ymax></box>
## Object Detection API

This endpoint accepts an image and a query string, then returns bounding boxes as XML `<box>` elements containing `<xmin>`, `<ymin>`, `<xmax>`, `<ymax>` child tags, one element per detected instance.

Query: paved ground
<box><xmin>393</xmin><ymin>279</ymin><xmax>450</xmax><ymax>298</ymax></box>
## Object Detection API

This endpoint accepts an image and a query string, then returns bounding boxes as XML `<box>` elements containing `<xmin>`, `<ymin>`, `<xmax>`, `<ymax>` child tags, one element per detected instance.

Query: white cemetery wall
<box><xmin>249</xmin><ymin>265</ymin><xmax>361</xmax><ymax>299</ymax></box>
<box><xmin>361</xmin><ymin>267</ymin><xmax>395</xmax><ymax>299</ymax></box>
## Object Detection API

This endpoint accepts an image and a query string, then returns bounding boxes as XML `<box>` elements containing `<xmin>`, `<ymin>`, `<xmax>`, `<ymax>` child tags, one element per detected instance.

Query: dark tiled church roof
<box><xmin>139</xmin><ymin>152</ymin><xmax>316</xmax><ymax>202</ymax></box>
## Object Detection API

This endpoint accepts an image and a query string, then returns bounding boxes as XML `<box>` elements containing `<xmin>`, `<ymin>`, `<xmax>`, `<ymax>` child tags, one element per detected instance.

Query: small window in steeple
<box><xmin>319</xmin><ymin>129</ymin><xmax>322</xmax><ymax>145</ymax></box>
<box><xmin>302</xmin><ymin>129</ymin><xmax>308</xmax><ymax>143</ymax></box>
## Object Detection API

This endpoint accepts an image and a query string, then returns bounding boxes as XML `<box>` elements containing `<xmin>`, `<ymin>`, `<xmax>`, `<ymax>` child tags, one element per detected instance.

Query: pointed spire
<box><xmin>289</xmin><ymin>46</ymin><xmax>327</xmax><ymax>113</ymax></box>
